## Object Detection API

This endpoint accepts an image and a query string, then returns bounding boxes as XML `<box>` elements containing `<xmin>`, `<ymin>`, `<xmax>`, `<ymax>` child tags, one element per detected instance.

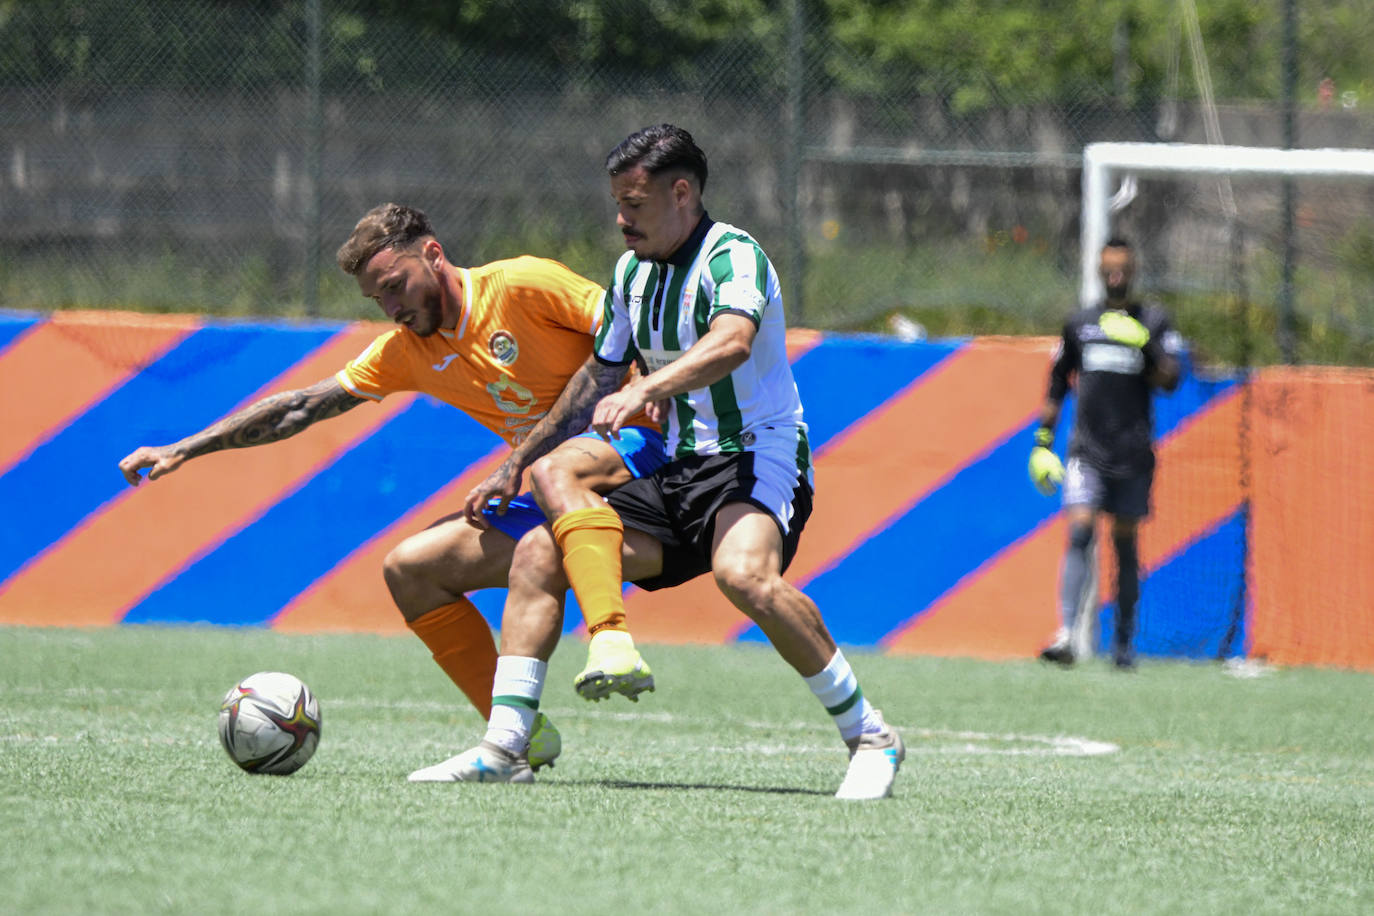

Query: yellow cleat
<box><xmin>573</xmin><ymin>630</ymin><xmax>655</xmax><ymax>702</ymax></box>
<box><xmin>526</xmin><ymin>712</ymin><xmax>562</xmax><ymax>771</ymax></box>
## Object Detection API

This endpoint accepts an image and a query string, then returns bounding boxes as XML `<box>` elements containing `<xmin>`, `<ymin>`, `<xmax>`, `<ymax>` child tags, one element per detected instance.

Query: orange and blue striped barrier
<box><xmin>1</xmin><ymin>310</ymin><xmax>1369</xmax><ymax>670</ymax></box>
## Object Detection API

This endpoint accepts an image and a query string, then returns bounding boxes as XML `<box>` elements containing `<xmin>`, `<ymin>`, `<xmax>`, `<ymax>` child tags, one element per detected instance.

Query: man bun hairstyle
<box><xmin>605</xmin><ymin>123</ymin><xmax>708</xmax><ymax>192</ymax></box>
<box><xmin>337</xmin><ymin>203</ymin><xmax>436</xmax><ymax>275</ymax></box>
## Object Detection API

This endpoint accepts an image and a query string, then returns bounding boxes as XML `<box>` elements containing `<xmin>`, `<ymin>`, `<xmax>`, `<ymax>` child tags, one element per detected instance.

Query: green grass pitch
<box><xmin>2</xmin><ymin>624</ymin><xmax>1372</xmax><ymax>914</ymax></box>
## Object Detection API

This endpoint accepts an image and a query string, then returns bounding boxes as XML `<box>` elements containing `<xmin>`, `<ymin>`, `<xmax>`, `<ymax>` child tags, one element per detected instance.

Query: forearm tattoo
<box><xmin>511</xmin><ymin>361</ymin><xmax>628</xmax><ymax>466</ymax></box>
<box><xmin>175</xmin><ymin>381</ymin><xmax>362</xmax><ymax>459</ymax></box>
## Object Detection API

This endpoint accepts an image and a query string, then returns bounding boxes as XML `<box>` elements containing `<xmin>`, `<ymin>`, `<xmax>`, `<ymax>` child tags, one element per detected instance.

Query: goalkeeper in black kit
<box><xmin>1028</xmin><ymin>236</ymin><xmax>1184</xmax><ymax>669</ymax></box>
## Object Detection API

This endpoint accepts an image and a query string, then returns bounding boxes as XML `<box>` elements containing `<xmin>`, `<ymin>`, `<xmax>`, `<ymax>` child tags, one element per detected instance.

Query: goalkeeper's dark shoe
<box><xmin>1039</xmin><ymin>629</ymin><xmax>1076</xmax><ymax>666</ymax></box>
<box><xmin>1112</xmin><ymin>650</ymin><xmax>1138</xmax><ymax>671</ymax></box>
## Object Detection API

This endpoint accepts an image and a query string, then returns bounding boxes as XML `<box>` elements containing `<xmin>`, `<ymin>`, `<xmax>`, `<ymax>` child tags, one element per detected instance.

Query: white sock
<box><xmin>804</xmin><ymin>650</ymin><xmax>882</xmax><ymax>743</ymax></box>
<box><xmin>484</xmin><ymin>656</ymin><xmax>546</xmax><ymax>754</ymax></box>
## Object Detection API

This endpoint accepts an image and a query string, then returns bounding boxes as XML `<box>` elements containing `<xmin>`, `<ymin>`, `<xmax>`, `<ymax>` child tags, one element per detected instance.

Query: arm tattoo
<box><xmin>174</xmin><ymin>379</ymin><xmax>362</xmax><ymax>460</ymax></box>
<box><xmin>508</xmin><ymin>360</ymin><xmax>627</xmax><ymax>468</ymax></box>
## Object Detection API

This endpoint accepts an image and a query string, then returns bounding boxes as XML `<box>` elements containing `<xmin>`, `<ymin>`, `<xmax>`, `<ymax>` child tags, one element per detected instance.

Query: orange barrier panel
<box><xmin>784</xmin><ymin>328</ymin><xmax>823</xmax><ymax>362</ymax></box>
<box><xmin>0</xmin><ymin>323</ymin><xmax>412</xmax><ymax>627</ymax></box>
<box><xmin>271</xmin><ymin>448</ymin><xmax>507</xmax><ymax>634</ymax></box>
<box><xmin>889</xmin><ymin>388</ymin><xmax>1245</xmax><ymax>658</ymax></box>
<box><xmin>624</xmin><ymin>337</ymin><xmax>1055</xmax><ymax>645</ymax></box>
<box><xmin>1248</xmin><ymin>369</ymin><xmax>1374</xmax><ymax>669</ymax></box>
<box><xmin>888</xmin><ymin>517</ymin><xmax>1067</xmax><ymax>659</ymax></box>
<box><xmin>0</xmin><ymin>311</ymin><xmax>198</xmax><ymax>475</ymax></box>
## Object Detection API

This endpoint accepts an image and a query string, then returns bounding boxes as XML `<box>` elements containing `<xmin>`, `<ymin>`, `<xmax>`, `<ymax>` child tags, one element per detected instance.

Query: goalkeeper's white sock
<box><xmin>804</xmin><ymin>649</ymin><xmax>882</xmax><ymax>744</ymax></box>
<box><xmin>1059</xmin><ymin>523</ymin><xmax>1094</xmax><ymax>630</ymax></box>
<box><xmin>485</xmin><ymin>656</ymin><xmax>545</xmax><ymax>755</ymax></box>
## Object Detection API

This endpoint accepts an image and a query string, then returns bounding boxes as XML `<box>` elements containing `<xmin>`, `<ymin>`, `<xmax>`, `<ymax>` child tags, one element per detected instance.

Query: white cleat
<box><xmin>835</xmin><ymin>714</ymin><xmax>905</xmax><ymax>801</ymax></box>
<box><xmin>407</xmin><ymin>740</ymin><xmax>534</xmax><ymax>784</ymax></box>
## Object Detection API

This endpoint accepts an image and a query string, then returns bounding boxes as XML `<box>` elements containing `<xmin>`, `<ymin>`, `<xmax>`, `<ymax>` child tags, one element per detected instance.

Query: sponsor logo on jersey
<box><xmin>487</xmin><ymin>373</ymin><xmax>537</xmax><ymax>414</ymax></box>
<box><xmin>431</xmin><ymin>353</ymin><xmax>460</xmax><ymax>371</ymax></box>
<box><xmin>489</xmin><ymin>330</ymin><xmax>519</xmax><ymax>366</ymax></box>
<box><xmin>1081</xmin><ymin>342</ymin><xmax>1145</xmax><ymax>375</ymax></box>
<box><xmin>504</xmin><ymin>412</ymin><xmax>546</xmax><ymax>443</ymax></box>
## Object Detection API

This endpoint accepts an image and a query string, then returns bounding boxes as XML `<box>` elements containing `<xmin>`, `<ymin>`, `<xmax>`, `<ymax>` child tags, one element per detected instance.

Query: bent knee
<box><xmin>382</xmin><ymin>539</ymin><xmax>423</xmax><ymax>590</ymax></box>
<box><xmin>508</xmin><ymin>526</ymin><xmax>567</xmax><ymax>589</ymax></box>
<box><xmin>527</xmin><ymin>458</ymin><xmax>563</xmax><ymax>508</ymax></box>
<box><xmin>713</xmin><ymin>561</ymin><xmax>781</xmax><ymax>611</ymax></box>
<box><xmin>383</xmin><ymin>530</ymin><xmax>489</xmax><ymax>605</ymax></box>
<box><xmin>530</xmin><ymin>444</ymin><xmax>630</xmax><ymax>507</ymax></box>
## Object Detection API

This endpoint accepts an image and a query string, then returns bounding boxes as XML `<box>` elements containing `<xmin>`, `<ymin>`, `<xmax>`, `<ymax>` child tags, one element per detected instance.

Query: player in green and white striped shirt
<box><xmin>594</xmin><ymin>209</ymin><xmax>810</xmax><ymax>472</ymax></box>
<box><xmin>435</xmin><ymin>125</ymin><xmax>905</xmax><ymax>800</ymax></box>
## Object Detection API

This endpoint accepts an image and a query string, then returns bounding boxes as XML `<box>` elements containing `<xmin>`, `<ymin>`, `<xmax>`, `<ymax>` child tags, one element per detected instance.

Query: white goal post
<box><xmin>1079</xmin><ymin>142</ymin><xmax>1374</xmax><ymax>308</ymax></box>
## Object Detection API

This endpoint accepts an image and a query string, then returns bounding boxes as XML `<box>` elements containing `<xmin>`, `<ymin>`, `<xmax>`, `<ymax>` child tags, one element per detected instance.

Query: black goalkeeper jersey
<box><xmin>1048</xmin><ymin>302</ymin><xmax>1181</xmax><ymax>477</ymax></box>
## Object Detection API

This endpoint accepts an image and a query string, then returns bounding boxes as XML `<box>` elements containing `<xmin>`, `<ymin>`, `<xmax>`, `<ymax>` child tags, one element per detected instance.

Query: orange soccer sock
<box><xmin>406</xmin><ymin>598</ymin><xmax>498</xmax><ymax>719</ymax></box>
<box><xmin>551</xmin><ymin>506</ymin><xmax>628</xmax><ymax>637</ymax></box>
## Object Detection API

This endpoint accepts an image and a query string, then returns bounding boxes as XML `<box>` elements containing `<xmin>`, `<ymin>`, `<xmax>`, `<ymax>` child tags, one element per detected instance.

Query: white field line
<box><xmin>2</xmin><ymin>692</ymin><xmax>1120</xmax><ymax>757</ymax></box>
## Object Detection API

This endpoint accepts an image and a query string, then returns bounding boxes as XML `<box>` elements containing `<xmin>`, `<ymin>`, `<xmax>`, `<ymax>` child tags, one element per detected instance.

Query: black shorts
<box><xmin>1063</xmin><ymin>457</ymin><xmax>1153</xmax><ymax>519</ymax></box>
<box><xmin>605</xmin><ymin>451</ymin><xmax>814</xmax><ymax>591</ymax></box>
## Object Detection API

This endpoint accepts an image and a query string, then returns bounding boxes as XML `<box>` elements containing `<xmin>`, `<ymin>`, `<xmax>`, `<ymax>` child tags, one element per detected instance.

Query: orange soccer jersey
<box><xmin>337</xmin><ymin>255</ymin><xmax>640</xmax><ymax>446</ymax></box>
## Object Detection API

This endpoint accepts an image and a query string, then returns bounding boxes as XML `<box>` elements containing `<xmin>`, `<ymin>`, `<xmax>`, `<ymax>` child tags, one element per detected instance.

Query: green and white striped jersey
<box><xmin>594</xmin><ymin>217</ymin><xmax>811</xmax><ymax>483</ymax></box>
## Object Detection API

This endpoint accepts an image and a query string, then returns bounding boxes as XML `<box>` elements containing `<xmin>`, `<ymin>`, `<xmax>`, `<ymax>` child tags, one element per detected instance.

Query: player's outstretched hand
<box><xmin>463</xmin><ymin>460</ymin><xmax>522</xmax><ymax>528</ymax></box>
<box><xmin>1099</xmin><ymin>310</ymin><xmax>1150</xmax><ymax>349</ymax></box>
<box><xmin>118</xmin><ymin>446</ymin><xmax>184</xmax><ymax>486</ymax></box>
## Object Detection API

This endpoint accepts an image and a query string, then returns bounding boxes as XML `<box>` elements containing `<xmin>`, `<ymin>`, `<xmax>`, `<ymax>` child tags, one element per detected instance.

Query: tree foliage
<box><xmin>0</xmin><ymin>0</ymin><xmax>1369</xmax><ymax>103</ymax></box>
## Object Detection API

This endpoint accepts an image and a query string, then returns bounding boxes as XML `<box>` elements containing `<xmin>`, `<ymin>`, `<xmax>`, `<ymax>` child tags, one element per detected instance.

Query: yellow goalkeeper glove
<box><xmin>1098</xmin><ymin>310</ymin><xmax>1150</xmax><ymax>348</ymax></box>
<box><xmin>1028</xmin><ymin>428</ymin><xmax>1064</xmax><ymax>495</ymax></box>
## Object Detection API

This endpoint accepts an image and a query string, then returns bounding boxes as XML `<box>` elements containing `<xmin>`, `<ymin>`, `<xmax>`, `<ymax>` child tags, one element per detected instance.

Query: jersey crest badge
<box><xmin>489</xmin><ymin>330</ymin><xmax>519</xmax><ymax>366</ymax></box>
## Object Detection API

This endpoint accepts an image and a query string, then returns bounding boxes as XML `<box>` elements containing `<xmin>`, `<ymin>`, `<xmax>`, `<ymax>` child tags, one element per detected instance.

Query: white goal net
<box><xmin>1080</xmin><ymin>142</ymin><xmax>1374</xmax><ymax>367</ymax></box>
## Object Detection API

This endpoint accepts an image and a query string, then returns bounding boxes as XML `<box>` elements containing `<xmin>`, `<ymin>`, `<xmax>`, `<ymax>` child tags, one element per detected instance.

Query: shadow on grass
<box><xmin>579</xmin><ymin>778</ymin><xmax>831</xmax><ymax>797</ymax></box>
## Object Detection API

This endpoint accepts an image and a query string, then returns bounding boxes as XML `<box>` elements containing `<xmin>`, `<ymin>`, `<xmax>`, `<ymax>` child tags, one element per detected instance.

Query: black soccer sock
<box><xmin>1113</xmin><ymin>532</ymin><xmax>1139</xmax><ymax>654</ymax></box>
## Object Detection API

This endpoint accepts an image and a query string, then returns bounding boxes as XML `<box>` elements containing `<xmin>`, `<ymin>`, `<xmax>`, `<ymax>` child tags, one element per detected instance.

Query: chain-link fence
<box><xmin>2</xmin><ymin>0</ymin><xmax>1372</xmax><ymax>362</ymax></box>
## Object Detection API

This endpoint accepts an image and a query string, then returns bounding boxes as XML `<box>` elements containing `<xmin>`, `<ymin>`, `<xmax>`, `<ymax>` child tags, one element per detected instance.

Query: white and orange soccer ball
<box><xmin>217</xmin><ymin>671</ymin><xmax>322</xmax><ymax>775</ymax></box>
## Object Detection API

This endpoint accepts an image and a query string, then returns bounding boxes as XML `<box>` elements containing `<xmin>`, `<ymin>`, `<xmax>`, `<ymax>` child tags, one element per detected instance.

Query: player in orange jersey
<box><xmin>117</xmin><ymin>203</ymin><xmax>668</xmax><ymax>774</ymax></box>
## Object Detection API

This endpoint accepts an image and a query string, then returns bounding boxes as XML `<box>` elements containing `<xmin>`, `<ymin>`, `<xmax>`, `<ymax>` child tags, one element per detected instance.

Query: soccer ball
<box><xmin>217</xmin><ymin>671</ymin><xmax>322</xmax><ymax>775</ymax></box>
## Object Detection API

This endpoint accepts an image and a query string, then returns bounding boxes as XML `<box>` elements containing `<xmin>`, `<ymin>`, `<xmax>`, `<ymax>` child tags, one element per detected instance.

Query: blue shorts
<box><xmin>482</xmin><ymin>426</ymin><xmax>668</xmax><ymax>541</ymax></box>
